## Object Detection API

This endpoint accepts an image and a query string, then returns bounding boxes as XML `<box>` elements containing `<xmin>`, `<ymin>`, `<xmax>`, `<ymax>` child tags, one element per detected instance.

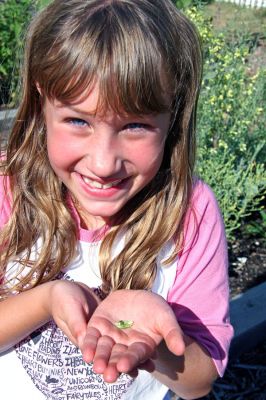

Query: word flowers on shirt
<box><xmin>15</xmin><ymin>319</ymin><xmax>133</xmax><ymax>400</ymax></box>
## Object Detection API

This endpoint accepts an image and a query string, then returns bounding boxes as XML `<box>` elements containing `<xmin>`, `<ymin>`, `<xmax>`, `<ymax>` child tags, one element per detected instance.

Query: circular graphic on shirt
<box><xmin>15</xmin><ymin>321</ymin><xmax>133</xmax><ymax>400</ymax></box>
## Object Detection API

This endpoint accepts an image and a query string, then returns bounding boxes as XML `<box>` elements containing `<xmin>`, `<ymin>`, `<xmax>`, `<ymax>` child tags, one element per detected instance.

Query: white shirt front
<box><xmin>0</xmin><ymin>238</ymin><xmax>177</xmax><ymax>400</ymax></box>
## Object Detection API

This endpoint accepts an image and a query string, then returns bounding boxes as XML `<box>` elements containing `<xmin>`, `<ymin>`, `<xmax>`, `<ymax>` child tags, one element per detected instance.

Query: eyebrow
<box><xmin>56</xmin><ymin>102</ymin><xmax>97</xmax><ymax>116</ymax></box>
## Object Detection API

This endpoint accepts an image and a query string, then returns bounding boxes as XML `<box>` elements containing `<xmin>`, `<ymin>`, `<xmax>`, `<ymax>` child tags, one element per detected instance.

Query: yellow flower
<box><xmin>226</xmin><ymin>105</ymin><xmax>232</xmax><ymax>112</ymax></box>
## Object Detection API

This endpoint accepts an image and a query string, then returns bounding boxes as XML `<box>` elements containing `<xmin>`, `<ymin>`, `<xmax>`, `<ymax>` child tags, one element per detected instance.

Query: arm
<box><xmin>167</xmin><ymin>181</ymin><xmax>234</xmax><ymax>379</ymax></box>
<box><xmin>0</xmin><ymin>280</ymin><xmax>99</xmax><ymax>352</ymax></box>
<box><xmin>0</xmin><ymin>282</ymin><xmax>53</xmax><ymax>352</ymax></box>
<box><xmin>152</xmin><ymin>336</ymin><xmax>218</xmax><ymax>399</ymax></box>
<box><xmin>156</xmin><ymin>181</ymin><xmax>234</xmax><ymax>397</ymax></box>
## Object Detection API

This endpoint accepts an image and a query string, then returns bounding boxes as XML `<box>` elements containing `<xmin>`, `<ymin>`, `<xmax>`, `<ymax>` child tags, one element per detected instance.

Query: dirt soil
<box><xmin>229</xmin><ymin>235</ymin><xmax>266</xmax><ymax>298</ymax></box>
<box><xmin>204</xmin><ymin>235</ymin><xmax>266</xmax><ymax>400</ymax></box>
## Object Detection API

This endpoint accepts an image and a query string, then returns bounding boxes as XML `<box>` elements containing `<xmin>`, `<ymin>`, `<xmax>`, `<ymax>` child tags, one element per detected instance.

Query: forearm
<box><xmin>152</xmin><ymin>335</ymin><xmax>218</xmax><ymax>400</ymax></box>
<box><xmin>0</xmin><ymin>280</ymin><xmax>100</xmax><ymax>353</ymax></box>
<box><xmin>0</xmin><ymin>281</ymin><xmax>55</xmax><ymax>352</ymax></box>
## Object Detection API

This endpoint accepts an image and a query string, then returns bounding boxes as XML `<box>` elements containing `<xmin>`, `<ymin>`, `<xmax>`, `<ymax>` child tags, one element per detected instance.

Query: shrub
<box><xmin>197</xmin><ymin>145</ymin><xmax>266</xmax><ymax>241</ymax></box>
<box><xmin>174</xmin><ymin>0</ymin><xmax>214</xmax><ymax>10</ymax></box>
<box><xmin>0</xmin><ymin>0</ymin><xmax>48</xmax><ymax>106</ymax></box>
<box><xmin>245</xmin><ymin>210</ymin><xmax>266</xmax><ymax>240</ymax></box>
<box><xmin>184</xmin><ymin>7</ymin><xmax>266</xmax><ymax>241</ymax></box>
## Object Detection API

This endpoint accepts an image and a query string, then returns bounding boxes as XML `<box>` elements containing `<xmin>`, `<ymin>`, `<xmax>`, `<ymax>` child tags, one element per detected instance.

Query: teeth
<box><xmin>83</xmin><ymin>176</ymin><xmax>121</xmax><ymax>189</ymax></box>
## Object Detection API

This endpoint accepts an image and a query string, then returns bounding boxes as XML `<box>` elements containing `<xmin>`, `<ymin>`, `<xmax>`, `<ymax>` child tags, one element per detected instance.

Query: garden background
<box><xmin>0</xmin><ymin>0</ymin><xmax>265</xmax><ymax>399</ymax></box>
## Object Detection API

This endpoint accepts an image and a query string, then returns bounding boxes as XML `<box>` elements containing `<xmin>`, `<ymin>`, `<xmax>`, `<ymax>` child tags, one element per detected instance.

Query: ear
<box><xmin>36</xmin><ymin>82</ymin><xmax>42</xmax><ymax>96</ymax></box>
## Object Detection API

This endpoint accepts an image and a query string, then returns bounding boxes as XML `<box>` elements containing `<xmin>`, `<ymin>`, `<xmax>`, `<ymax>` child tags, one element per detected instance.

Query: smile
<box><xmin>82</xmin><ymin>176</ymin><xmax>122</xmax><ymax>189</ymax></box>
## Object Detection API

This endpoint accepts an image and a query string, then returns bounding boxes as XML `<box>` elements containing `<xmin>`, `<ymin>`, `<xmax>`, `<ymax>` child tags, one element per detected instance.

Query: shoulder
<box><xmin>191</xmin><ymin>178</ymin><xmax>220</xmax><ymax>212</ymax></box>
<box><xmin>188</xmin><ymin>178</ymin><xmax>223</xmax><ymax>227</ymax></box>
<box><xmin>179</xmin><ymin>178</ymin><xmax>226</xmax><ymax>258</ymax></box>
<box><xmin>0</xmin><ymin>174</ymin><xmax>12</xmax><ymax>228</ymax></box>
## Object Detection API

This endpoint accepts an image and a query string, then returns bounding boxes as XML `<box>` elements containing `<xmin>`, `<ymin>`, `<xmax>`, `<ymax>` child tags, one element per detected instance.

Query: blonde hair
<box><xmin>0</xmin><ymin>0</ymin><xmax>202</xmax><ymax>297</ymax></box>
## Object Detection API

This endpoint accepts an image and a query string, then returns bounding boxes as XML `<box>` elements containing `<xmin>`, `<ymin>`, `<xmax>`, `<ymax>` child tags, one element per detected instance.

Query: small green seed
<box><xmin>114</xmin><ymin>320</ymin><xmax>134</xmax><ymax>329</ymax></box>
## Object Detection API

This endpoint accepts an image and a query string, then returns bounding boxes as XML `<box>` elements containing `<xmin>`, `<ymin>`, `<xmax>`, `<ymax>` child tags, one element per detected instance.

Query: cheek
<box><xmin>134</xmin><ymin>142</ymin><xmax>165</xmax><ymax>176</ymax></box>
<box><xmin>46</xmin><ymin>129</ymin><xmax>81</xmax><ymax>170</ymax></box>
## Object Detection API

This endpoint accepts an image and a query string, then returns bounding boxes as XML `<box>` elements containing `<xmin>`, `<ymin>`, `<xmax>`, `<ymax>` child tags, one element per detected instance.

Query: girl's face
<box><xmin>44</xmin><ymin>84</ymin><xmax>170</xmax><ymax>229</ymax></box>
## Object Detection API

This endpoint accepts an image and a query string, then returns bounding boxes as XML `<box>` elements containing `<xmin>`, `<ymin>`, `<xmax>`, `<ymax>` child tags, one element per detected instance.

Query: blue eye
<box><xmin>125</xmin><ymin>123</ymin><xmax>147</xmax><ymax>130</ymax></box>
<box><xmin>68</xmin><ymin>118</ymin><xmax>87</xmax><ymax>127</ymax></box>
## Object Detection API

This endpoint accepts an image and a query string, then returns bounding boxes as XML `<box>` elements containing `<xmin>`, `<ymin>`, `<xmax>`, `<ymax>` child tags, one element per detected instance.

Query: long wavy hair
<box><xmin>0</xmin><ymin>0</ymin><xmax>202</xmax><ymax>297</ymax></box>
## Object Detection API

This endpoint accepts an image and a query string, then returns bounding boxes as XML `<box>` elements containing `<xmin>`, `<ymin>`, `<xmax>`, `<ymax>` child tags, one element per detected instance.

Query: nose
<box><xmin>85</xmin><ymin>132</ymin><xmax>122</xmax><ymax>178</ymax></box>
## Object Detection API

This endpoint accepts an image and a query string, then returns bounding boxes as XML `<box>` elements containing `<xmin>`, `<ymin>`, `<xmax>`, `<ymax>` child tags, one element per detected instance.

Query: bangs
<box><xmin>34</xmin><ymin>1</ymin><xmax>173</xmax><ymax>116</ymax></box>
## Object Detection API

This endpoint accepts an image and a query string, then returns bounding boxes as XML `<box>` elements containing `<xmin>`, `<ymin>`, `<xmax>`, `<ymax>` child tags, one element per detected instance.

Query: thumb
<box><xmin>53</xmin><ymin>320</ymin><xmax>86</xmax><ymax>349</ymax></box>
<box><xmin>159</xmin><ymin>310</ymin><xmax>185</xmax><ymax>356</ymax></box>
<box><xmin>164</xmin><ymin>327</ymin><xmax>185</xmax><ymax>356</ymax></box>
<box><xmin>55</xmin><ymin>303</ymin><xmax>89</xmax><ymax>348</ymax></box>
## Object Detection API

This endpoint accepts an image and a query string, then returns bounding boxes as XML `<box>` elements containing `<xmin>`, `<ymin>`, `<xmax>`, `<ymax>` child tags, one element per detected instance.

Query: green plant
<box><xmin>185</xmin><ymin>7</ymin><xmax>266</xmax><ymax>241</ymax></box>
<box><xmin>175</xmin><ymin>0</ymin><xmax>214</xmax><ymax>10</ymax></box>
<box><xmin>175</xmin><ymin>0</ymin><xmax>194</xmax><ymax>10</ymax></box>
<box><xmin>245</xmin><ymin>210</ymin><xmax>266</xmax><ymax>239</ymax></box>
<box><xmin>37</xmin><ymin>0</ymin><xmax>51</xmax><ymax>7</ymax></box>
<box><xmin>0</xmin><ymin>0</ymin><xmax>46</xmax><ymax>106</ymax></box>
<box><xmin>197</xmin><ymin>144</ymin><xmax>266</xmax><ymax>241</ymax></box>
<box><xmin>186</xmin><ymin>7</ymin><xmax>265</xmax><ymax>155</ymax></box>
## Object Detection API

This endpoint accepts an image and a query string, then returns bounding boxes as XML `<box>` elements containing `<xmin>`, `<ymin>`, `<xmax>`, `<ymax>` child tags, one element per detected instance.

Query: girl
<box><xmin>0</xmin><ymin>0</ymin><xmax>233</xmax><ymax>399</ymax></box>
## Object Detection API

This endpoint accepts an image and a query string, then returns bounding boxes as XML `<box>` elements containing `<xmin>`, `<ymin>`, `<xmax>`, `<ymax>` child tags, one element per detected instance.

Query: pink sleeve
<box><xmin>0</xmin><ymin>175</ymin><xmax>12</xmax><ymax>228</ymax></box>
<box><xmin>167</xmin><ymin>180</ymin><xmax>234</xmax><ymax>377</ymax></box>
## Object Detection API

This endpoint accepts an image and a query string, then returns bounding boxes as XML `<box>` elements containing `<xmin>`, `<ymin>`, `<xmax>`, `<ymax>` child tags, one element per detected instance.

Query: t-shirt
<box><xmin>0</xmin><ymin>176</ymin><xmax>233</xmax><ymax>400</ymax></box>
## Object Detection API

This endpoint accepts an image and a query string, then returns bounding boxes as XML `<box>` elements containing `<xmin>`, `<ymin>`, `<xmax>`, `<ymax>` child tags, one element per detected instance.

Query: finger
<box><xmin>164</xmin><ymin>329</ymin><xmax>186</xmax><ymax>356</ymax></box>
<box><xmin>56</xmin><ymin>320</ymin><xmax>81</xmax><ymax>347</ymax></box>
<box><xmin>163</xmin><ymin>326</ymin><xmax>185</xmax><ymax>356</ymax></box>
<box><xmin>116</xmin><ymin>341</ymin><xmax>155</xmax><ymax>373</ymax></box>
<box><xmin>80</xmin><ymin>326</ymin><xmax>101</xmax><ymax>363</ymax></box>
<box><xmin>103</xmin><ymin>343</ymin><xmax>128</xmax><ymax>383</ymax></box>
<box><xmin>92</xmin><ymin>336</ymin><xmax>115</xmax><ymax>374</ymax></box>
<box><xmin>150</xmin><ymin>348</ymin><xmax>158</xmax><ymax>360</ymax></box>
<box><xmin>126</xmin><ymin>330</ymin><xmax>156</xmax><ymax>349</ymax></box>
<box><xmin>56</xmin><ymin>308</ymin><xmax>88</xmax><ymax>347</ymax></box>
<box><xmin>156</xmin><ymin>306</ymin><xmax>185</xmax><ymax>356</ymax></box>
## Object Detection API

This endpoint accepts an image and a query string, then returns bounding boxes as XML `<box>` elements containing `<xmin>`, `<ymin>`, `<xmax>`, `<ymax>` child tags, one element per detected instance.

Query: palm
<box><xmin>80</xmin><ymin>290</ymin><xmax>184</xmax><ymax>382</ymax></box>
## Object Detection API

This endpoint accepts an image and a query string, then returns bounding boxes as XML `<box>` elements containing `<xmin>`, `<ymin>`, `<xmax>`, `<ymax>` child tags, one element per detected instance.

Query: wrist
<box><xmin>75</xmin><ymin>282</ymin><xmax>101</xmax><ymax>315</ymax></box>
<box><xmin>40</xmin><ymin>280</ymin><xmax>60</xmax><ymax>322</ymax></box>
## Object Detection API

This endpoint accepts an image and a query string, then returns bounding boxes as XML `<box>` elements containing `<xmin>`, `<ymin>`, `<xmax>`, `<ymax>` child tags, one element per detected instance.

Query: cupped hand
<box><xmin>79</xmin><ymin>289</ymin><xmax>185</xmax><ymax>382</ymax></box>
<box><xmin>46</xmin><ymin>280</ymin><xmax>100</xmax><ymax>347</ymax></box>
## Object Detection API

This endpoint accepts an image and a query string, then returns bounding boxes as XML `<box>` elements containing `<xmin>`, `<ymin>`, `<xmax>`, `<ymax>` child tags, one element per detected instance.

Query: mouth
<box><xmin>82</xmin><ymin>176</ymin><xmax>123</xmax><ymax>189</ymax></box>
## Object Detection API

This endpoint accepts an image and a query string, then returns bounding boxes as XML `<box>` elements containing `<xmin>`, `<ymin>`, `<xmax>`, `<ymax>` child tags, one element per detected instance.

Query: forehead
<box><xmin>44</xmin><ymin>74</ymin><xmax>172</xmax><ymax>119</ymax></box>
